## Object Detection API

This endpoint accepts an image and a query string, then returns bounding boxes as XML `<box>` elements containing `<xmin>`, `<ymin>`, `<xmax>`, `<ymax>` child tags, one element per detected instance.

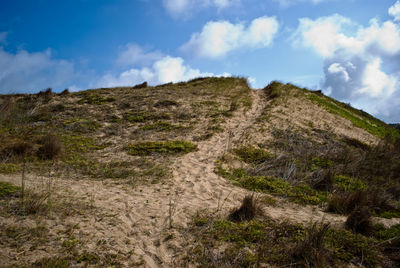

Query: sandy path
<box><xmin>2</xmin><ymin>90</ymin><xmax>399</xmax><ymax>267</ymax></box>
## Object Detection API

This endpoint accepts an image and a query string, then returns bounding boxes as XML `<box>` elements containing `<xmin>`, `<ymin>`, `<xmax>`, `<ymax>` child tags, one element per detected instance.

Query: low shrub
<box><xmin>233</xmin><ymin>145</ymin><xmax>271</xmax><ymax>164</ymax></box>
<box><xmin>126</xmin><ymin>140</ymin><xmax>197</xmax><ymax>156</ymax></box>
<box><xmin>37</xmin><ymin>135</ymin><xmax>62</xmax><ymax>160</ymax></box>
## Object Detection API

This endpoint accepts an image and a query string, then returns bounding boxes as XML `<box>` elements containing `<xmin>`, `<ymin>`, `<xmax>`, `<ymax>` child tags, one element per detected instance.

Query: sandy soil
<box><xmin>1</xmin><ymin>90</ymin><xmax>398</xmax><ymax>267</ymax></box>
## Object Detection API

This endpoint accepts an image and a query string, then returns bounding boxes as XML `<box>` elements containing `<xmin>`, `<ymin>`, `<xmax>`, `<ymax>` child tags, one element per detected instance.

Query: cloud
<box><xmin>181</xmin><ymin>16</ymin><xmax>279</xmax><ymax>58</ymax></box>
<box><xmin>0</xmin><ymin>47</ymin><xmax>80</xmax><ymax>93</ymax></box>
<box><xmin>97</xmin><ymin>55</ymin><xmax>228</xmax><ymax>88</ymax></box>
<box><xmin>162</xmin><ymin>0</ymin><xmax>237</xmax><ymax>16</ymax></box>
<box><xmin>116</xmin><ymin>44</ymin><xmax>163</xmax><ymax>67</ymax></box>
<box><xmin>0</xmin><ymin>32</ymin><xmax>7</xmax><ymax>44</ymax></box>
<box><xmin>292</xmin><ymin>10</ymin><xmax>400</xmax><ymax>122</ymax></box>
<box><xmin>389</xmin><ymin>1</ymin><xmax>400</xmax><ymax>22</ymax></box>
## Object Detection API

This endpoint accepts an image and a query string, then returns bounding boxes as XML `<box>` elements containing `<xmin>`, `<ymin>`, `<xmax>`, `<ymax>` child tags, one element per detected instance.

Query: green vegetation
<box><xmin>334</xmin><ymin>175</ymin><xmax>368</xmax><ymax>191</ymax></box>
<box><xmin>0</xmin><ymin>163</ymin><xmax>21</xmax><ymax>174</ymax></box>
<box><xmin>0</xmin><ymin>181</ymin><xmax>20</xmax><ymax>198</ymax></box>
<box><xmin>188</xmin><ymin>213</ymin><xmax>383</xmax><ymax>267</ymax></box>
<box><xmin>233</xmin><ymin>145</ymin><xmax>271</xmax><ymax>164</ymax></box>
<box><xmin>126</xmin><ymin>140</ymin><xmax>197</xmax><ymax>156</ymax></box>
<box><xmin>308</xmin><ymin>92</ymin><xmax>400</xmax><ymax>140</ymax></box>
<box><xmin>78</xmin><ymin>94</ymin><xmax>116</xmax><ymax>105</ymax></box>
<box><xmin>216</xmin><ymin>165</ymin><xmax>327</xmax><ymax>205</ymax></box>
<box><xmin>63</xmin><ymin>118</ymin><xmax>102</xmax><ymax>133</ymax></box>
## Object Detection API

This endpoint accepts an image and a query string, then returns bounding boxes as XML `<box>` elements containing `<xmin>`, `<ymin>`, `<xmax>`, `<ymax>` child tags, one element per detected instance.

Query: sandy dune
<box><xmin>1</xmin><ymin>89</ymin><xmax>399</xmax><ymax>267</ymax></box>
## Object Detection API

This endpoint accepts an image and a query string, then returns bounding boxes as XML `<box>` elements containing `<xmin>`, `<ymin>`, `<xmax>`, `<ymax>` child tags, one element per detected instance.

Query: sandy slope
<box><xmin>1</xmin><ymin>89</ymin><xmax>399</xmax><ymax>267</ymax></box>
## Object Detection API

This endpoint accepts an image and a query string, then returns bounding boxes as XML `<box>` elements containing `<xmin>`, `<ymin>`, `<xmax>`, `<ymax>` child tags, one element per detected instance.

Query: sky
<box><xmin>1</xmin><ymin>0</ymin><xmax>400</xmax><ymax>123</ymax></box>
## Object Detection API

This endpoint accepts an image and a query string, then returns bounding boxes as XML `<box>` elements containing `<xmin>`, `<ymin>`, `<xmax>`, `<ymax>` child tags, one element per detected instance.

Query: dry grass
<box><xmin>228</xmin><ymin>194</ymin><xmax>262</xmax><ymax>222</ymax></box>
<box><xmin>291</xmin><ymin>222</ymin><xmax>331</xmax><ymax>267</ymax></box>
<box><xmin>345</xmin><ymin>206</ymin><xmax>372</xmax><ymax>234</ymax></box>
<box><xmin>37</xmin><ymin>135</ymin><xmax>62</xmax><ymax>160</ymax></box>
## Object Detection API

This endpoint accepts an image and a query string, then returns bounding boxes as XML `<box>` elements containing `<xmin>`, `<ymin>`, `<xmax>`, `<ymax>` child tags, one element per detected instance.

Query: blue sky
<box><xmin>1</xmin><ymin>0</ymin><xmax>400</xmax><ymax>122</ymax></box>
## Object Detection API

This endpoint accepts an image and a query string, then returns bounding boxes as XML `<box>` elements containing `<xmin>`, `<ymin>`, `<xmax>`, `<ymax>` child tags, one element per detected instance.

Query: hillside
<box><xmin>0</xmin><ymin>78</ymin><xmax>399</xmax><ymax>267</ymax></box>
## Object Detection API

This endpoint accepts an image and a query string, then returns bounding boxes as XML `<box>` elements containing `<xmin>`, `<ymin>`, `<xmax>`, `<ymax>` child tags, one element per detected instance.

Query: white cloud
<box><xmin>181</xmin><ymin>16</ymin><xmax>279</xmax><ymax>58</ymax></box>
<box><xmin>328</xmin><ymin>62</ymin><xmax>350</xmax><ymax>82</ymax></box>
<box><xmin>97</xmin><ymin>55</ymin><xmax>224</xmax><ymax>88</ymax></box>
<box><xmin>293</xmin><ymin>15</ymin><xmax>400</xmax><ymax>58</ymax></box>
<box><xmin>0</xmin><ymin>47</ymin><xmax>80</xmax><ymax>93</ymax></box>
<box><xmin>116</xmin><ymin>44</ymin><xmax>163</xmax><ymax>66</ymax></box>
<box><xmin>293</xmin><ymin>9</ymin><xmax>400</xmax><ymax>122</ymax></box>
<box><xmin>389</xmin><ymin>1</ymin><xmax>400</xmax><ymax>22</ymax></box>
<box><xmin>0</xmin><ymin>32</ymin><xmax>7</xmax><ymax>44</ymax></box>
<box><xmin>359</xmin><ymin>58</ymin><xmax>396</xmax><ymax>97</ymax></box>
<box><xmin>162</xmin><ymin>0</ymin><xmax>236</xmax><ymax>16</ymax></box>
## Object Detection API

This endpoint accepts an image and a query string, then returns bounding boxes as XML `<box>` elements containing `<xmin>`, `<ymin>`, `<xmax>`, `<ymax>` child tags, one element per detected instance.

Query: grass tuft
<box><xmin>228</xmin><ymin>194</ymin><xmax>261</xmax><ymax>222</ymax></box>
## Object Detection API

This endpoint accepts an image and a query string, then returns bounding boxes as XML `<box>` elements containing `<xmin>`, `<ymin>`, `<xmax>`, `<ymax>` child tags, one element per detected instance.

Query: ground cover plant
<box><xmin>0</xmin><ymin>77</ymin><xmax>252</xmax><ymax>184</ymax></box>
<box><xmin>186</xmin><ymin>210</ymin><xmax>398</xmax><ymax>267</ymax></box>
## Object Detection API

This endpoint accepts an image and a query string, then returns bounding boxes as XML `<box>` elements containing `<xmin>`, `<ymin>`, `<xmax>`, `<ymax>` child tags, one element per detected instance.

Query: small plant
<box><xmin>228</xmin><ymin>194</ymin><xmax>261</xmax><ymax>222</ymax></box>
<box><xmin>345</xmin><ymin>206</ymin><xmax>372</xmax><ymax>234</ymax></box>
<box><xmin>291</xmin><ymin>222</ymin><xmax>331</xmax><ymax>267</ymax></box>
<box><xmin>37</xmin><ymin>134</ymin><xmax>62</xmax><ymax>160</ymax></box>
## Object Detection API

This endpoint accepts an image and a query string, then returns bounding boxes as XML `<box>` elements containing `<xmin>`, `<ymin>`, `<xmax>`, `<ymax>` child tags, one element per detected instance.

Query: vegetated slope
<box><xmin>209</xmin><ymin>81</ymin><xmax>400</xmax><ymax>267</ymax></box>
<box><xmin>0</xmin><ymin>78</ymin><xmax>399</xmax><ymax>267</ymax></box>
